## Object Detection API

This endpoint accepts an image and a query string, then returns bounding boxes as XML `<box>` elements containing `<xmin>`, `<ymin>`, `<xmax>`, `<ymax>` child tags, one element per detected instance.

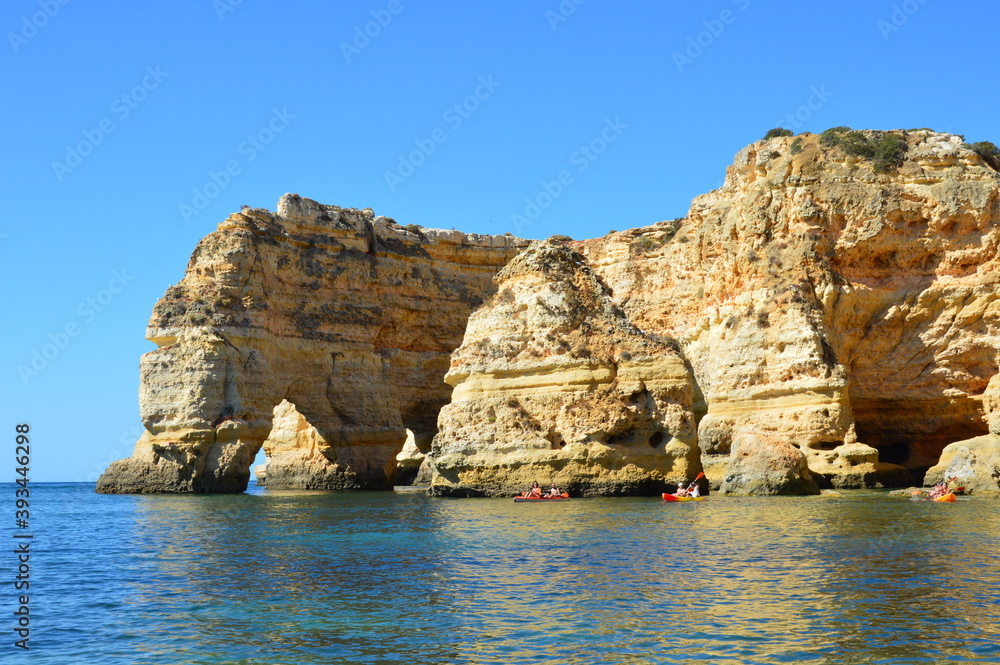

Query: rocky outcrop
<box><xmin>582</xmin><ymin>130</ymin><xmax>1000</xmax><ymax>490</ymax></box>
<box><xmin>925</xmin><ymin>373</ymin><xmax>1000</xmax><ymax>494</ymax></box>
<box><xmin>255</xmin><ymin>399</ymin><xmax>359</xmax><ymax>490</ymax></box>
<box><xmin>720</xmin><ymin>435</ymin><xmax>819</xmax><ymax>496</ymax></box>
<box><xmin>97</xmin><ymin>195</ymin><xmax>526</xmax><ymax>493</ymax></box>
<box><xmin>101</xmin><ymin>129</ymin><xmax>1000</xmax><ymax>496</ymax></box>
<box><xmin>424</xmin><ymin>241</ymin><xmax>699</xmax><ymax>496</ymax></box>
<box><xmin>393</xmin><ymin>430</ymin><xmax>427</xmax><ymax>487</ymax></box>
<box><xmin>924</xmin><ymin>436</ymin><xmax>1000</xmax><ymax>494</ymax></box>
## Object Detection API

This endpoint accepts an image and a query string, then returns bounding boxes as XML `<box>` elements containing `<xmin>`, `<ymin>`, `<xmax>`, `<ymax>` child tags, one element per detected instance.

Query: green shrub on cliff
<box><xmin>868</xmin><ymin>133</ymin><xmax>909</xmax><ymax>172</ymax></box>
<box><xmin>970</xmin><ymin>141</ymin><xmax>1000</xmax><ymax>159</ymax></box>
<box><xmin>763</xmin><ymin>127</ymin><xmax>794</xmax><ymax>140</ymax></box>
<box><xmin>966</xmin><ymin>141</ymin><xmax>1000</xmax><ymax>172</ymax></box>
<box><xmin>819</xmin><ymin>126</ymin><xmax>850</xmax><ymax>145</ymax></box>
<box><xmin>819</xmin><ymin>126</ymin><xmax>909</xmax><ymax>173</ymax></box>
<box><xmin>631</xmin><ymin>236</ymin><xmax>656</xmax><ymax>253</ymax></box>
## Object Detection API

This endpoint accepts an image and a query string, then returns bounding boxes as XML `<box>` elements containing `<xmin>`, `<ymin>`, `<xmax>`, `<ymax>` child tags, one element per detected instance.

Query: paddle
<box><xmin>687</xmin><ymin>472</ymin><xmax>705</xmax><ymax>496</ymax></box>
<box><xmin>673</xmin><ymin>472</ymin><xmax>705</xmax><ymax>496</ymax></box>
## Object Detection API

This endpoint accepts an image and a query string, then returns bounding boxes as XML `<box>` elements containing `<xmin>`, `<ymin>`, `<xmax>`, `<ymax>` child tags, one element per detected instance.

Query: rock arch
<box><xmin>97</xmin><ymin>195</ymin><xmax>526</xmax><ymax>493</ymax></box>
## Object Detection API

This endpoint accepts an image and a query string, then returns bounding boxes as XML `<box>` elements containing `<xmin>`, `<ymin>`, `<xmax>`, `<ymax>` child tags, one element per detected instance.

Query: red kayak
<box><xmin>662</xmin><ymin>493</ymin><xmax>706</xmax><ymax>502</ymax></box>
<box><xmin>513</xmin><ymin>493</ymin><xmax>569</xmax><ymax>503</ymax></box>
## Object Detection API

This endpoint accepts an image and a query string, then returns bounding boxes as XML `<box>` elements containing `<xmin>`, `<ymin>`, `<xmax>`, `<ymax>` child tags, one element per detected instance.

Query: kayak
<box><xmin>662</xmin><ymin>493</ymin><xmax>706</xmax><ymax>502</ymax></box>
<box><xmin>932</xmin><ymin>492</ymin><xmax>956</xmax><ymax>503</ymax></box>
<box><xmin>513</xmin><ymin>493</ymin><xmax>569</xmax><ymax>503</ymax></box>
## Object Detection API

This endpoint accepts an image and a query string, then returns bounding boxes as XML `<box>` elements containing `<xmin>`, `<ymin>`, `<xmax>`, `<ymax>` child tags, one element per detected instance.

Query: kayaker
<box><xmin>522</xmin><ymin>481</ymin><xmax>542</xmax><ymax>498</ymax></box>
<box><xmin>674</xmin><ymin>482</ymin><xmax>688</xmax><ymax>497</ymax></box>
<box><xmin>689</xmin><ymin>482</ymin><xmax>701</xmax><ymax>498</ymax></box>
<box><xmin>548</xmin><ymin>484</ymin><xmax>562</xmax><ymax>497</ymax></box>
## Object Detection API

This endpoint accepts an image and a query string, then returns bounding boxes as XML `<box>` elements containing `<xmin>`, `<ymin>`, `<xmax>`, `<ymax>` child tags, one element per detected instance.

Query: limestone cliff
<box><xmin>425</xmin><ymin>241</ymin><xmax>698</xmax><ymax>496</ymax></box>
<box><xmin>97</xmin><ymin>195</ymin><xmax>526</xmax><ymax>493</ymax></box>
<box><xmin>100</xmin><ymin>129</ymin><xmax>1000</xmax><ymax>497</ymax></box>
<box><xmin>925</xmin><ymin>372</ymin><xmax>1000</xmax><ymax>494</ymax></box>
<box><xmin>581</xmin><ymin>130</ymin><xmax>1000</xmax><ymax>491</ymax></box>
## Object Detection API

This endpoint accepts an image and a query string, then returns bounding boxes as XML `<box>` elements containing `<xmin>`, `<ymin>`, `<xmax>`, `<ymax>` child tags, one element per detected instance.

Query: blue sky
<box><xmin>4</xmin><ymin>0</ymin><xmax>998</xmax><ymax>481</ymax></box>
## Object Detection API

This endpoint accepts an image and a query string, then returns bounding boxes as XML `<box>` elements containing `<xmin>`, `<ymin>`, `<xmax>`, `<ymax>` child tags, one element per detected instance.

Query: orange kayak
<box><xmin>513</xmin><ymin>493</ymin><xmax>569</xmax><ymax>503</ymax></box>
<box><xmin>932</xmin><ymin>492</ymin><xmax>956</xmax><ymax>503</ymax></box>
<box><xmin>662</xmin><ymin>493</ymin><xmax>706</xmax><ymax>502</ymax></box>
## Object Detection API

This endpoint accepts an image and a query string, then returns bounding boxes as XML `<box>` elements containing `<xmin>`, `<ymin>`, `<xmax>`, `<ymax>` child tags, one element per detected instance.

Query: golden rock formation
<box><xmin>581</xmin><ymin>130</ymin><xmax>1000</xmax><ymax>491</ymax></box>
<box><xmin>925</xmin><ymin>373</ymin><xmax>1000</xmax><ymax>494</ymax></box>
<box><xmin>100</xmin><ymin>130</ymin><xmax>1000</xmax><ymax>496</ymax></box>
<box><xmin>425</xmin><ymin>241</ymin><xmax>699</xmax><ymax>496</ymax></box>
<box><xmin>97</xmin><ymin>195</ymin><xmax>527</xmax><ymax>493</ymax></box>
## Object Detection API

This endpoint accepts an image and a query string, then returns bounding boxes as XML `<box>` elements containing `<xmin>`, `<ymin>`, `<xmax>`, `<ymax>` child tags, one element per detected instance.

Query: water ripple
<box><xmin>4</xmin><ymin>485</ymin><xmax>1000</xmax><ymax>664</ymax></box>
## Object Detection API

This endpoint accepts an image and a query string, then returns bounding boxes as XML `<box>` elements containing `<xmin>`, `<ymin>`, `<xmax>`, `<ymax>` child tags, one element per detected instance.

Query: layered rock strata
<box><xmin>101</xmin><ymin>130</ymin><xmax>1000</xmax><ymax>496</ymax></box>
<box><xmin>581</xmin><ymin>130</ymin><xmax>1000</xmax><ymax>491</ymax></box>
<box><xmin>925</xmin><ymin>373</ymin><xmax>1000</xmax><ymax>494</ymax></box>
<box><xmin>97</xmin><ymin>195</ymin><xmax>527</xmax><ymax>493</ymax></box>
<box><xmin>425</xmin><ymin>241</ymin><xmax>699</xmax><ymax>496</ymax></box>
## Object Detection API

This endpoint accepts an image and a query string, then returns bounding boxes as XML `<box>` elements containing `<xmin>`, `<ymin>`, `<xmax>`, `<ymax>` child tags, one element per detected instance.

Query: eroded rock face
<box><xmin>582</xmin><ymin>130</ymin><xmax>1000</xmax><ymax>490</ymax></box>
<box><xmin>425</xmin><ymin>241</ymin><xmax>699</xmax><ymax>496</ymax></box>
<box><xmin>720</xmin><ymin>434</ymin><xmax>819</xmax><ymax>496</ymax></box>
<box><xmin>97</xmin><ymin>195</ymin><xmax>527</xmax><ymax>493</ymax></box>
<box><xmin>925</xmin><ymin>373</ymin><xmax>1000</xmax><ymax>494</ymax></box>
<box><xmin>101</xmin><ymin>130</ymin><xmax>1000</xmax><ymax>496</ymax></box>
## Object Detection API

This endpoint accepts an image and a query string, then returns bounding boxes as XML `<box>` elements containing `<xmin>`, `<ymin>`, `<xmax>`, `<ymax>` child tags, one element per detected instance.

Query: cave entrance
<box><xmin>393</xmin><ymin>428</ymin><xmax>423</xmax><ymax>487</ymax></box>
<box><xmin>854</xmin><ymin>416</ymin><xmax>989</xmax><ymax>485</ymax></box>
<box><xmin>392</xmin><ymin>428</ymin><xmax>434</xmax><ymax>488</ymax></box>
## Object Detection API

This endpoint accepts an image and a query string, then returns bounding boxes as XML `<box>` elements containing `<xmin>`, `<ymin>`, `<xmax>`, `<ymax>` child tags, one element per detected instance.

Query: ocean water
<box><xmin>4</xmin><ymin>483</ymin><xmax>1000</xmax><ymax>665</ymax></box>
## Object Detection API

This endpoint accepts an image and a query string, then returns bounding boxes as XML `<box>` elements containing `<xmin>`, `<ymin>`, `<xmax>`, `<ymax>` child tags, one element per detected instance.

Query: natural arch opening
<box><xmin>394</xmin><ymin>429</ymin><xmax>425</xmax><ymax>486</ymax></box>
<box><xmin>250</xmin><ymin>447</ymin><xmax>268</xmax><ymax>487</ymax></box>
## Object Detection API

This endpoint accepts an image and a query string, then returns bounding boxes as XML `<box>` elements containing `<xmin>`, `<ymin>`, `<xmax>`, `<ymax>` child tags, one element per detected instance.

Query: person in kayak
<box><xmin>548</xmin><ymin>483</ymin><xmax>562</xmax><ymax>497</ymax></box>
<box><xmin>928</xmin><ymin>481</ymin><xmax>946</xmax><ymax>500</ymax></box>
<box><xmin>522</xmin><ymin>481</ymin><xmax>542</xmax><ymax>498</ymax></box>
<box><xmin>674</xmin><ymin>482</ymin><xmax>688</xmax><ymax>497</ymax></box>
<box><xmin>689</xmin><ymin>482</ymin><xmax>701</xmax><ymax>498</ymax></box>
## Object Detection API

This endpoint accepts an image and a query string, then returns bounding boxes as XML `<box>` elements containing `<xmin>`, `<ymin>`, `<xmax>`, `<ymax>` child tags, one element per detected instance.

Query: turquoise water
<box><xmin>4</xmin><ymin>484</ymin><xmax>1000</xmax><ymax>664</ymax></box>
